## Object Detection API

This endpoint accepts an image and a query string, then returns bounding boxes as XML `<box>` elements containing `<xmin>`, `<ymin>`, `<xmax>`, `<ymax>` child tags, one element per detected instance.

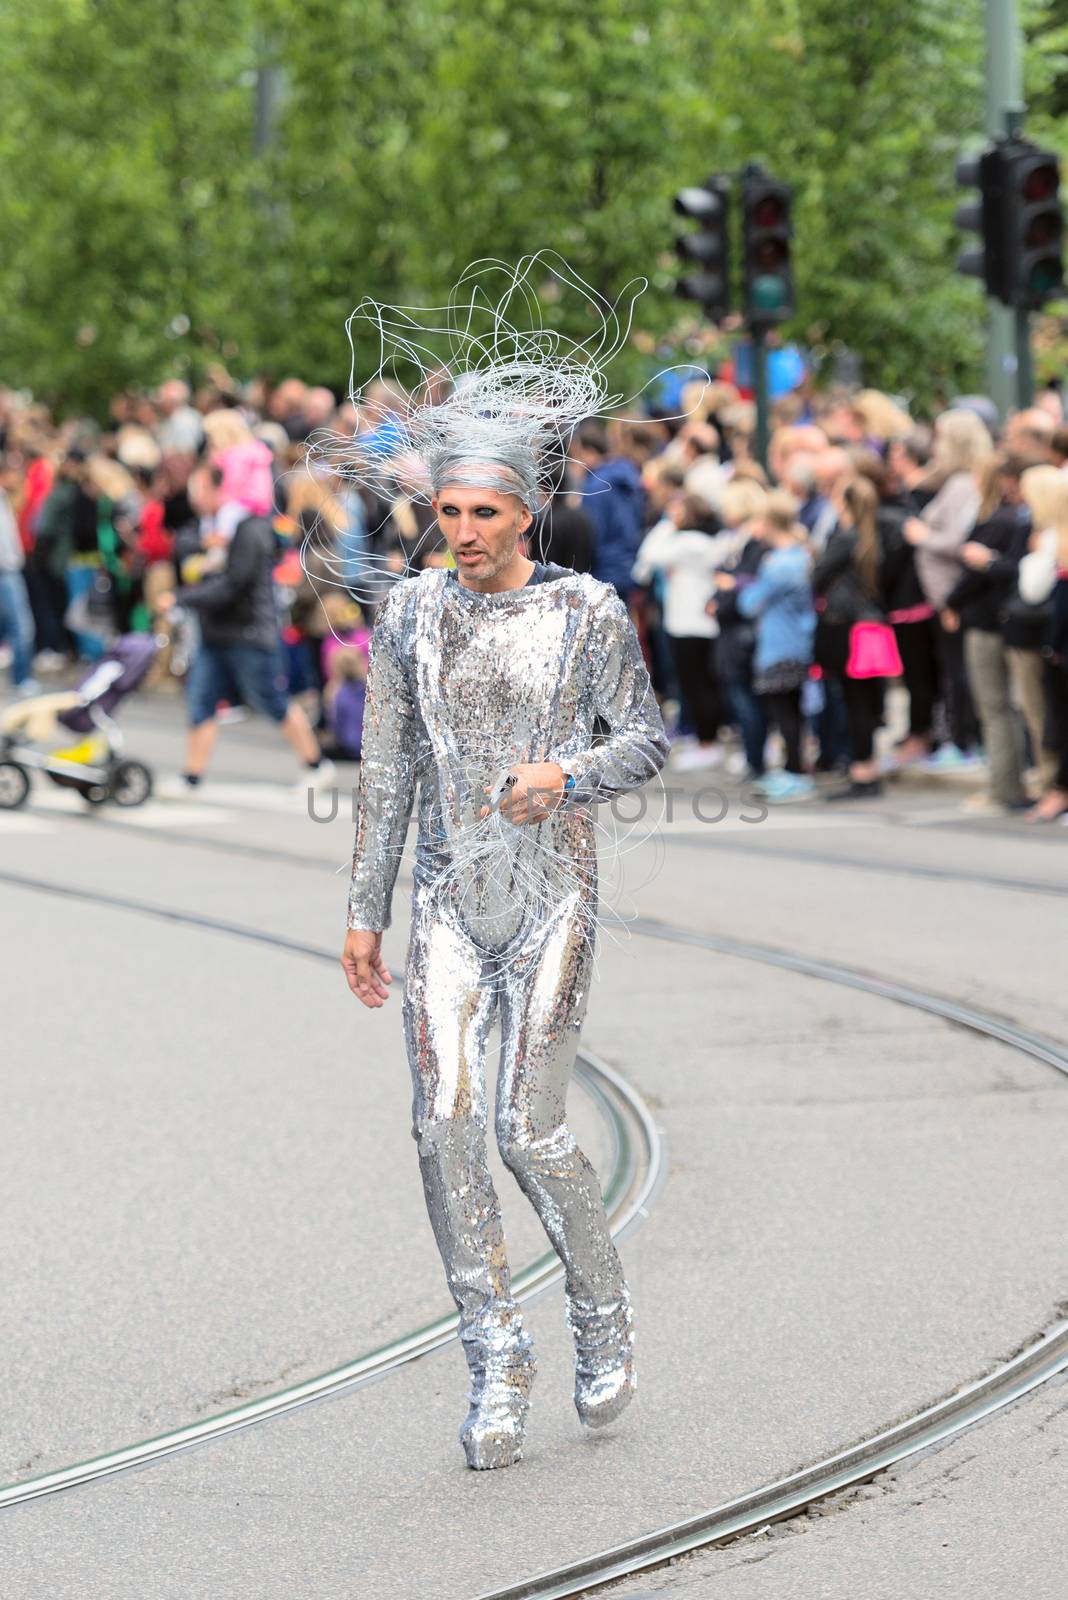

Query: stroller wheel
<box><xmin>0</xmin><ymin>760</ymin><xmax>31</xmax><ymax>809</ymax></box>
<box><xmin>110</xmin><ymin>759</ymin><xmax>153</xmax><ymax>807</ymax></box>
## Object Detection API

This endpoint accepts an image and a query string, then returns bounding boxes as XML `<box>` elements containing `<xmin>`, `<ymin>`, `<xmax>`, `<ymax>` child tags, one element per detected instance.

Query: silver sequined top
<box><xmin>346</xmin><ymin>565</ymin><xmax>669</xmax><ymax>940</ymax></box>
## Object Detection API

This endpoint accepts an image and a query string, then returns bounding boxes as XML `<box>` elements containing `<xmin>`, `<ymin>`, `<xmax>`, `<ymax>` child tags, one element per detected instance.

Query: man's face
<box><xmin>815</xmin><ymin>449</ymin><xmax>850</xmax><ymax>498</ymax></box>
<box><xmin>999</xmin><ymin>471</ymin><xmax>1023</xmax><ymax>507</ymax></box>
<box><xmin>432</xmin><ymin>484</ymin><xmax>533</xmax><ymax>583</ymax></box>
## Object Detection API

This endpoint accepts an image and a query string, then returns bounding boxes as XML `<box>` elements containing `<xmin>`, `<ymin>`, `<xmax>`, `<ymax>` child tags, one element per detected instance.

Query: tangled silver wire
<box><xmin>304</xmin><ymin>252</ymin><xmax>699</xmax><ymax>969</ymax></box>
<box><xmin>299</xmin><ymin>250</ymin><xmax>700</xmax><ymax>607</ymax></box>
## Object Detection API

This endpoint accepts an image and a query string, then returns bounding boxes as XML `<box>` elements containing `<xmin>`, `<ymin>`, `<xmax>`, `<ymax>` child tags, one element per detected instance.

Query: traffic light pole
<box><xmin>1014</xmin><ymin>306</ymin><xmax>1034</xmax><ymax>406</ymax></box>
<box><xmin>752</xmin><ymin>327</ymin><xmax>770</xmax><ymax>470</ymax></box>
<box><xmin>985</xmin><ymin>0</ymin><xmax>1026</xmax><ymax>415</ymax></box>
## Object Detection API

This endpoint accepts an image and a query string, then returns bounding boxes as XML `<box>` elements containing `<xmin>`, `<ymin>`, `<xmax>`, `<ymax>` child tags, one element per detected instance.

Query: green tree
<box><xmin>0</xmin><ymin>0</ymin><xmax>1031</xmax><ymax>416</ymax></box>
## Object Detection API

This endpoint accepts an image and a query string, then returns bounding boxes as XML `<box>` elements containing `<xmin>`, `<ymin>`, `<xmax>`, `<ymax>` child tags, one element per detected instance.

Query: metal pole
<box><xmin>985</xmin><ymin>0</ymin><xmax>1025</xmax><ymax>420</ymax></box>
<box><xmin>1014</xmin><ymin>306</ymin><xmax>1034</xmax><ymax>406</ymax></box>
<box><xmin>753</xmin><ymin>327</ymin><xmax>769</xmax><ymax>471</ymax></box>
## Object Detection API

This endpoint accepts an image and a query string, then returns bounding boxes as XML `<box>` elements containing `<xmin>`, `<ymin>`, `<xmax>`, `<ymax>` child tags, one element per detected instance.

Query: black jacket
<box><xmin>715</xmin><ymin>535</ymin><xmax>769</xmax><ymax>683</ymax></box>
<box><xmin>878</xmin><ymin>500</ymin><xmax>927</xmax><ymax>614</ymax></box>
<box><xmin>812</xmin><ymin>526</ymin><xmax>885</xmax><ymax>628</ymax></box>
<box><xmin>944</xmin><ymin>502</ymin><xmax>1030</xmax><ymax>634</ymax></box>
<box><xmin>173</xmin><ymin>514</ymin><xmax>281</xmax><ymax>651</ymax></box>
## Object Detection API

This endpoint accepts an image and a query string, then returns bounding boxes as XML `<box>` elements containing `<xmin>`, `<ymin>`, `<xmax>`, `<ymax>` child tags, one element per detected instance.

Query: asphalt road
<box><xmin>2</xmin><ymin>686</ymin><xmax>1067</xmax><ymax>1598</ymax></box>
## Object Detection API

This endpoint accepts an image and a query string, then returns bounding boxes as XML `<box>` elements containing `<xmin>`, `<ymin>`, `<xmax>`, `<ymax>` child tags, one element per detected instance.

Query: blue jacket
<box><xmin>736</xmin><ymin>545</ymin><xmax>815</xmax><ymax>672</ymax></box>
<box><xmin>580</xmin><ymin>458</ymin><xmax>644</xmax><ymax>597</ymax></box>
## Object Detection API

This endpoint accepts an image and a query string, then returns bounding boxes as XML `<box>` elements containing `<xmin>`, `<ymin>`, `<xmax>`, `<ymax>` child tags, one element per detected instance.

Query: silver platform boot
<box><xmin>567</xmin><ymin>1284</ymin><xmax>636</xmax><ymax>1429</ymax></box>
<box><xmin>459</xmin><ymin>1326</ymin><xmax>537</xmax><ymax>1470</ymax></box>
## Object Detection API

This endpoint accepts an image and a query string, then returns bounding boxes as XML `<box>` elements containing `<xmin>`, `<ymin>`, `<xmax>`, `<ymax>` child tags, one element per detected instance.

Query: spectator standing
<box><xmin>155</xmin><ymin>379</ymin><xmax>205</xmax><ymax>455</ymax></box>
<box><xmin>1018</xmin><ymin>466</ymin><xmax>1068</xmax><ymax>822</ymax></box>
<box><xmin>706</xmin><ymin>479</ymin><xmax>770</xmax><ymax>779</ymax></box>
<box><xmin>813</xmin><ymin>477</ymin><xmax>900</xmax><ymax>799</ymax></box>
<box><xmin>632</xmin><ymin>491</ymin><xmax>725</xmax><ymax>770</ymax></box>
<box><xmin>718</xmin><ymin>492</ymin><xmax>816</xmax><ymax>803</ymax></box>
<box><xmin>33</xmin><ymin>449</ymin><xmax>96</xmax><ymax>660</ymax></box>
<box><xmin>573</xmin><ymin>422</ymin><xmax>649</xmax><ymax>602</ymax></box>
<box><xmin>529</xmin><ymin>460</ymin><xmax>595</xmax><ymax>575</ymax></box>
<box><xmin>904</xmin><ymin>408</ymin><xmax>992</xmax><ymax>766</ymax></box>
<box><xmin>943</xmin><ymin>455</ymin><xmax>1031</xmax><ymax>812</ymax></box>
<box><xmin>0</xmin><ymin>457</ymin><xmax>39</xmax><ymax>694</ymax></box>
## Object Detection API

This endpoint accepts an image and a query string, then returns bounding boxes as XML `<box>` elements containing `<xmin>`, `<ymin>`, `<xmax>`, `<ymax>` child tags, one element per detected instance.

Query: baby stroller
<box><xmin>0</xmin><ymin>634</ymin><xmax>161</xmax><ymax>810</ymax></box>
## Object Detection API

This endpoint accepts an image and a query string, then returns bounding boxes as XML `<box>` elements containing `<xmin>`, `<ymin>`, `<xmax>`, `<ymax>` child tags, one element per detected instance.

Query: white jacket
<box><xmin>1017</xmin><ymin>527</ymin><xmax>1060</xmax><ymax>606</ymax></box>
<box><xmin>0</xmin><ymin>490</ymin><xmax>25</xmax><ymax>573</ymax></box>
<box><xmin>632</xmin><ymin>519</ymin><xmax>740</xmax><ymax>639</ymax></box>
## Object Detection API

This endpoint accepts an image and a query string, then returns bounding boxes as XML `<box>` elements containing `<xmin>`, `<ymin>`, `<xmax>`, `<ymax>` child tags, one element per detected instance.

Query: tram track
<box><xmin>35</xmin><ymin>795</ymin><xmax>1068</xmax><ymax>904</ymax></box>
<box><xmin>3</xmin><ymin>824</ymin><xmax>1068</xmax><ymax>1599</ymax></box>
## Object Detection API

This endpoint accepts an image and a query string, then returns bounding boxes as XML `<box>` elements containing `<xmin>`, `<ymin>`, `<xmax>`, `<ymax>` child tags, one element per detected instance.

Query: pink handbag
<box><xmin>846</xmin><ymin>620</ymin><xmax>904</xmax><ymax>680</ymax></box>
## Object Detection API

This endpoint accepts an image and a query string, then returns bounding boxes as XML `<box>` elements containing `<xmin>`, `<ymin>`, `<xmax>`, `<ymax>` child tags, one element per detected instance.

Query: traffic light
<box><xmin>673</xmin><ymin>177</ymin><xmax>730</xmax><ymax>317</ymax></box>
<box><xmin>954</xmin><ymin>148</ymin><xmax>1004</xmax><ymax>298</ymax></box>
<box><xmin>740</xmin><ymin>166</ymin><xmax>794</xmax><ymax>325</ymax></box>
<box><xmin>1001</xmin><ymin>142</ymin><xmax>1064</xmax><ymax>309</ymax></box>
<box><xmin>954</xmin><ymin>139</ymin><xmax>1064</xmax><ymax>310</ymax></box>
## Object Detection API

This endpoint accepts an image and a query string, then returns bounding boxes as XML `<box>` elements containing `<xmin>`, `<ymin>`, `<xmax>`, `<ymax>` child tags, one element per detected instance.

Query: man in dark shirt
<box><xmin>154</xmin><ymin>463</ymin><xmax>334</xmax><ymax>794</ymax></box>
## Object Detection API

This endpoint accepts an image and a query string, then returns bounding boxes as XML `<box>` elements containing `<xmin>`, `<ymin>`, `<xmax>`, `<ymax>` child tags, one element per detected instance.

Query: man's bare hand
<box><xmin>341</xmin><ymin>928</ymin><xmax>394</xmax><ymax>1007</ymax></box>
<box><xmin>480</xmin><ymin>762</ymin><xmax>566</xmax><ymax>825</ymax></box>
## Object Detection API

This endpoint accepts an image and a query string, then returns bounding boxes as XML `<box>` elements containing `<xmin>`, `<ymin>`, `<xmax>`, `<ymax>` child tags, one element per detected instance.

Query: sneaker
<box><xmin>725</xmin><ymin>749</ymin><xmax>750</xmax><ymax>777</ymax></box>
<box><xmin>762</xmin><ymin>771</ymin><xmax>815</xmax><ymax>804</ymax></box>
<box><xmin>33</xmin><ymin>649</ymin><xmax>69</xmax><ymax>672</ymax></box>
<box><xmin>961</xmin><ymin>792</ymin><xmax>1029</xmax><ymax>816</ymax></box>
<box><xmin>826</xmin><ymin>777</ymin><xmax>884</xmax><ymax>801</ymax></box>
<box><xmin>295</xmin><ymin>757</ymin><xmax>338</xmax><ymax>795</ymax></box>
<box><xmin>156</xmin><ymin>773</ymin><xmax>207</xmax><ymax>800</ymax></box>
<box><xmin>921</xmin><ymin>744</ymin><xmax>985</xmax><ymax>773</ymax></box>
<box><xmin>671</xmin><ymin>743</ymin><xmax>725</xmax><ymax>772</ymax></box>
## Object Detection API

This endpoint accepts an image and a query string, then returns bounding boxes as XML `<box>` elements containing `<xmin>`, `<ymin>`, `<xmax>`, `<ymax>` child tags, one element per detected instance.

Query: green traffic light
<box><xmin>1028</xmin><ymin>259</ymin><xmax>1063</xmax><ymax>295</ymax></box>
<box><xmin>752</xmin><ymin>274</ymin><xmax>788</xmax><ymax>311</ymax></box>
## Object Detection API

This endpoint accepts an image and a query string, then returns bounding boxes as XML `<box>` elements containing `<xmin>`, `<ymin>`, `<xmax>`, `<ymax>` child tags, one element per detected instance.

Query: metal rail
<box><xmin>34</xmin><ymin>800</ymin><xmax>1068</xmax><ymax>903</ymax></box>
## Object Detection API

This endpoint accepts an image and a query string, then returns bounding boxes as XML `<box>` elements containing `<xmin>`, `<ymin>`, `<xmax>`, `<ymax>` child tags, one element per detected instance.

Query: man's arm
<box><xmin>346</xmin><ymin>584</ymin><xmax>418</xmax><ymax>932</ymax></box>
<box><xmin>551</xmin><ymin>587</ymin><xmax>669</xmax><ymax>808</ymax></box>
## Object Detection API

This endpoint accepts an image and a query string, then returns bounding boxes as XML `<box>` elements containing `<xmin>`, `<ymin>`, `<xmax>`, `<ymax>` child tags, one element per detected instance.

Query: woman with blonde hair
<box><xmin>632</xmin><ymin>490</ymin><xmax>728</xmax><ymax>770</ymax></box>
<box><xmin>710</xmin><ymin>479</ymin><xmax>771</xmax><ymax>778</ymax></box>
<box><xmin>1018</xmin><ymin>464</ymin><xmax>1068</xmax><ymax>820</ymax></box>
<box><xmin>943</xmin><ymin>454</ymin><xmax>1031</xmax><ymax>813</ymax></box>
<box><xmin>904</xmin><ymin>406</ymin><xmax>994</xmax><ymax>765</ymax></box>
<box><xmin>813</xmin><ymin>475</ymin><xmax>903</xmax><ymax>799</ymax></box>
<box><xmin>716</xmin><ymin>489</ymin><xmax>816</xmax><ymax>802</ymax></box>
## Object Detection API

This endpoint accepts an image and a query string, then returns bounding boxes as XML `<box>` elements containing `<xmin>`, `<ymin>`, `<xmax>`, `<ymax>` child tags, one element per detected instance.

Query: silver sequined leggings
<box><xmin>401</xmin><ymin>879</ymin><xmax>626</xmax><ymax>1360</ymax></box>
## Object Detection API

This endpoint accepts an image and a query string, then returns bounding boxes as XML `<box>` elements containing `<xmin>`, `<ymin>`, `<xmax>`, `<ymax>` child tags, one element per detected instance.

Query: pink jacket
<box><xmin>213</xmin><ymin>440</ymin><xmax>274</xmax><ymax>517</ymax></box>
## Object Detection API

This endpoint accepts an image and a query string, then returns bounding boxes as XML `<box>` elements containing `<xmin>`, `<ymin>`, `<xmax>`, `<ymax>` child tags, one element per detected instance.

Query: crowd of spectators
<box><xmin>1</xmin><ymin>363</ymin><xmax>1066</xmax><ymax>820</ymax></box>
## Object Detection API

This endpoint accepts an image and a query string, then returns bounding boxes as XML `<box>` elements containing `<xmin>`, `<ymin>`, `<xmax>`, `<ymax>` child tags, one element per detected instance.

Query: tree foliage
<box><xmin>0</xmin><ymin>0</ymin><xmax>1027</xmax><ymax>416</ymax></box>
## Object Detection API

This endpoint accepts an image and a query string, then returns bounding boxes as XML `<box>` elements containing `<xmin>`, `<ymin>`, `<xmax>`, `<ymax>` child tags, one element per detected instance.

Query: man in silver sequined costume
<box><xmin>342</xmin><ymin>477</ymin><xmax>668</xmax><ymax>1469</ymax></box>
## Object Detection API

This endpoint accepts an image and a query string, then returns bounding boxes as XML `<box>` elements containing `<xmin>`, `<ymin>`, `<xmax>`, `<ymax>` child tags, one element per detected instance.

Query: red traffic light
<box><xmin>752</xmin><ymin>195</ymin><xmax>787</xmax><ymax>229</ymax></box>
<box><xmin>1023</xmin><ymin>162</ymin><xmax>1059</xmax><ymax>203</ymax></box>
